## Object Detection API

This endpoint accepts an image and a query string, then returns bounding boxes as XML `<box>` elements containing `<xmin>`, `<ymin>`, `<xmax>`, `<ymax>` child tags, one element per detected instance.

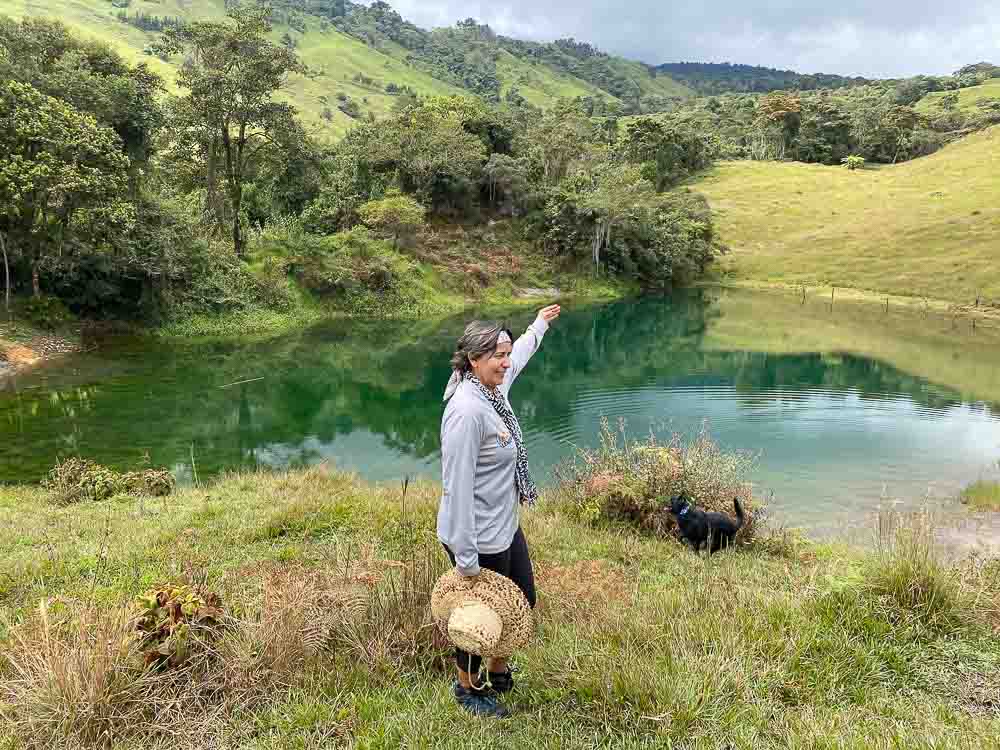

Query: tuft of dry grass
<box><xmin>868</xmin><ymin>505</ymin><xmax>977</xmax><ymax>634</ymax></box>
<box><xmin>2</xmin><ymin>602</ymin><xmax>156</xmax><ymax>748</ymax></box>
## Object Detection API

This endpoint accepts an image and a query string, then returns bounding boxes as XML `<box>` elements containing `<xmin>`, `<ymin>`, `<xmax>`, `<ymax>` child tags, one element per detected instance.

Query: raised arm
<box><xmin>440</xmin><ymin>410</ymin><xmax>483</xmax><ymax>576</ymax></box>
<box><xmin>502</xmin><ymin>305</ymin><xmax>560</xmax><ymax>394</ymax></box>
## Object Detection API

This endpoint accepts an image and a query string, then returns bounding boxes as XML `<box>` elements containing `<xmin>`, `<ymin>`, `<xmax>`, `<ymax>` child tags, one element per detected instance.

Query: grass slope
<box><xmin>0</xmin><ymin>0</ymin><xmax>464</xmax><ymax>137</ymax></box>
<box><xmin>0</xmin><ymin>0</ymin><xmax>691</xmax><ymax>137</ymax></box>
<box><xmin>918</xmin><ymin>78</ymin><xmax>1000</xmax><ymax>114</ymax></box>
<box><xmin>695</xmin><ymin>126</ymin><xmax>1000</xmax><ymax>305</ymax></box>
<box><xmin>1</xmin><ymin>467</ymin><xmax>999</xmax><ymax>748</ymax></box>
<box><xmin>615</xmin><ymin>58</ymin><xmax>692</xmax><ymax>99</ymax></box>
<box><xmin>495</xmin><ymin>48</ymin><xmax>613</xmax><ymax>108</ymax></box>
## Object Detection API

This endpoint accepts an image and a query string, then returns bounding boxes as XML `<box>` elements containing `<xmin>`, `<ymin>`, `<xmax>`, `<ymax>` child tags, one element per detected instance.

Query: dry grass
<box><xmin>2</xmin><ymin>603</ymin><xmax>156</xmax><ymax>748</ymax></box>
<box><xmin>869</xmin><ymin>506</ymin><xmax>976</xmax><ymax>634</ymax></box>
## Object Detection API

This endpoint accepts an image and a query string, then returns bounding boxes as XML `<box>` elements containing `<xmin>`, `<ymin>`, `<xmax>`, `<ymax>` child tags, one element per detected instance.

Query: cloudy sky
<box><xmin>388</xmin><ymin>0</ymin><xmax>1000</xmax><ymax>78</ymax></box>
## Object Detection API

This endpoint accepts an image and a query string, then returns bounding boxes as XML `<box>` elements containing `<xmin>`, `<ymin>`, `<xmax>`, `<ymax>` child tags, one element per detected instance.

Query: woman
<box><xmin>438</xmin><ymin>304</ymin><xmax>560</xmax><ymax>718</ymax></box>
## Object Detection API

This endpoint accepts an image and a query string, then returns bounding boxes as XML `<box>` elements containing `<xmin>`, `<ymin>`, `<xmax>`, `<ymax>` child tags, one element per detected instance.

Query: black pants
<box><xmin>442</xmin><ymin>526</ymin><xmax>536</xmax><ymax>676</ymax></box>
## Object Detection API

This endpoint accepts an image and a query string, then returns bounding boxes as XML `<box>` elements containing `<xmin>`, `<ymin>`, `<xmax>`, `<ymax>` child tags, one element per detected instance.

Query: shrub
<box><xmin>43</xmin><ymin>458</ymin><xmax>126</xmax><ymax>504</ymax></box>
<box><xmin>842</xmin><ymin>154</ymin><xmax>866</xmax><ymax>170</ymax></box>
<box><xmin>554</xmin><ymin>419</ymin><xmax>760</xmax><ymax>542</ymax></box>
<box><xmin>262</xmin><ymin>226</ymin><xmax>413</xmax><ymax>298</ymax></box>
<box><xmin>43</xmin><ymin>458</ymin><xmax>175</xmax><ymax>504</ymax></box>
<box><xmin>162</xmin><ymin>246</ymin><xmax>295</xmax><ymax>320</ymax></box>
<box><xmin>358</xmin><ymin>191</ymin><xmax>426</xmax><ymax>249</ymax></box>
<box><xmin>23</xmin><ymin>295</ymin><xmax>73</xmax><ymax>330</ymax></box>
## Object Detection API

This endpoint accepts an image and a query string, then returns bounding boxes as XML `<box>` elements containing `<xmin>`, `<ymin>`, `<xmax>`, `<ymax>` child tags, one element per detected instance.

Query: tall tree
<box><xmin>155</xmin><ymin>6</ymin><xmax>307</xmax><ymax>258</ymax></box>
<box><xmin>0</xmin><ymin>17</ymin><xmax>163</xmax><ymax>178</ymax></box>
<box><xmin>0</xmin><ymin>80</ymin><xmax>134</xmax><ymax>297</ymax></box>
<box><xmin>527</xmin><ymin>101</ymin><xmax>595</xmax><ymax>186</ymax></box>
<box><xmin>579</xmin><ymin>163</ymin><xmax>655</xmax><ymax>268</ymax></box>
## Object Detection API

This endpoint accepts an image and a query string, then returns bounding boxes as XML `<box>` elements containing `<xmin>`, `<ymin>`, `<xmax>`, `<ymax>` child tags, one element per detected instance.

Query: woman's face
<box><xmin>470</xmin><ymin>341</ymin><xmax>512</xmax><ymax>389</ymax></box>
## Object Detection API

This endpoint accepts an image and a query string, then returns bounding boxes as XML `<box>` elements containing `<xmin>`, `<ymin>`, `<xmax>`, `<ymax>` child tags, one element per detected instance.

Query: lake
<box><xmin>4</xmin><ymin>288</ymin><xmax>1000</xmax><ymax>540</ymax></box>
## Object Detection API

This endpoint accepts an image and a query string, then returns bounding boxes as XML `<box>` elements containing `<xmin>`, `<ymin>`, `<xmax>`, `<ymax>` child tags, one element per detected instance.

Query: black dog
<box><xmin>669</xmin><ymin>493</ymin><xmax>745</xmax><ymax>554</ymax></box>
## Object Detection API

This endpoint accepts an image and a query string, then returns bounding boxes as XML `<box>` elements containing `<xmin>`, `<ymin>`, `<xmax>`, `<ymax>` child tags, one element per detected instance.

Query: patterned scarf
<box><xmin>465</xmin><ymin>371</ymin><xmax>538</xmax><ymax>507</ymax></box>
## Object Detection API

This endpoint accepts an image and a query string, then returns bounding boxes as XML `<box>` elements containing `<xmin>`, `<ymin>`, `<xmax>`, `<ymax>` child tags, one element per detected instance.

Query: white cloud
<box><xmin>385</xmin><ymin>0</ymin><xmax>1000</xmax><ymax>77</ymax></box>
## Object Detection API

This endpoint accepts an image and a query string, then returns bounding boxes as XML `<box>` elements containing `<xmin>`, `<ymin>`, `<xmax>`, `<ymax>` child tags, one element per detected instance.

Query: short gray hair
<box><xmin>450</xmin><ymin>320</ymin><xmax>512</xmax><ymax>374</ymax></box>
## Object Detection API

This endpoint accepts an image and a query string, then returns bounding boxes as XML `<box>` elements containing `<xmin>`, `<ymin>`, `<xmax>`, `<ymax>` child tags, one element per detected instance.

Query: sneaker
<box><xmin>453</xmin><ymin>682</ymin><xmax>511</xmax><ymax>718</ymax></box>
<box><xmin>487</xmin><ymin>668</ymin><xmax>515</xmax><ymax>694</ymax></box>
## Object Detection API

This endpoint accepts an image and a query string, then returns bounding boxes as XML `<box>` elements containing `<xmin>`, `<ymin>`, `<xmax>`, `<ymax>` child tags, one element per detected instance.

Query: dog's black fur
<box><xmin>668</xmin><ymin>492</ymin><xmax>745</xmax><ymax>554</ymax></box>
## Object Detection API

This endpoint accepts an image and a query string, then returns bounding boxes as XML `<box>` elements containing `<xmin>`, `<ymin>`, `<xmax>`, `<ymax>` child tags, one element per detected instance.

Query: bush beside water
<box><xmin>43</xmin><ymin>457</ymin><xmax>174</xmax><ymax>504</ymax></box>
<box><xmin>555</xmin><ymin>420</ymin><xmax>761</xmax><ymax>542</ymax></box>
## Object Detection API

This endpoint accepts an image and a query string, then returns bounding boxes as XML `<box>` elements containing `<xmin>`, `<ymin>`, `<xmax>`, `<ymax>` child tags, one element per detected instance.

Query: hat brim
<box><xmin>431</xmin><ymin>568</ymin><xmax>533</xmax><ymax>657</ymax></box>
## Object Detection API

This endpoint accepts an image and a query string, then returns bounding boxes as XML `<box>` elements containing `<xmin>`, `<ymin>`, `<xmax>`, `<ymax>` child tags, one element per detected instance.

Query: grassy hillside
<box><xmin>2</xmin><ymin>464</ymin><xmax>1000</xmax><ymax>748</ymax></box>
<box><xmin>495</xmin><ymin>48</ymin><xmax>612</xmax><ymax>108</ymax></box>
<box><xmin>0</xmin><ymin>0</ymin><xmax>469</xmax><ymax>137</ymax></box>
<box><xmin>918</xmin><ymin>78</ymin><xmax>1000</xmax><ymax>114</ymax></box>
<box><xmin>0</xmin><ymin>0</ymin><xmax>694</xmax><ymax>136</ymax></box>
<box><xmin>614</xmin><ymin>58</ymin><xmax>692</xmax><ymax>100</ymax></box>
<box><xmin>694</xmin><ymin>126</ymin><xmax>1000</xmax><ymax>305</ymax></box>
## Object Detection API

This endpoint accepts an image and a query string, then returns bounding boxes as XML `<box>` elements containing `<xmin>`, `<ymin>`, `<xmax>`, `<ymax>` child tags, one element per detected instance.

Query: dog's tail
<box><xmin>733</xmin><ymin>497</ymin><xmax>745</xmax><ymax>529</ymax></box>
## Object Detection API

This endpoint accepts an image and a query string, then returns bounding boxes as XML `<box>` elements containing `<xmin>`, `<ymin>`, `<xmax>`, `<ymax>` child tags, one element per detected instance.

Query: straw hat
<box><xmin>430</xmin><ymin>568</ymin><xmax>533</xmax><ymax>658</ymax></box>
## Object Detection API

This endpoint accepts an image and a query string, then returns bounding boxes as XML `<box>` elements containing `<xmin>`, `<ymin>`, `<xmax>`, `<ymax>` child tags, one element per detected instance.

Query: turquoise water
<box><xmin>4</xmin><ymin>289</ymin><xmax>1000</xmax><ymax>536</ymax></box>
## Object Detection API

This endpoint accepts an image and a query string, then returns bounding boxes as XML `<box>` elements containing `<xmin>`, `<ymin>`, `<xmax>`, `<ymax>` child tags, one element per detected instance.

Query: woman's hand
<box><xmin>538</xmin><ymin>304</ymin><xmax>561</xmax><ymax>324</ymax></box>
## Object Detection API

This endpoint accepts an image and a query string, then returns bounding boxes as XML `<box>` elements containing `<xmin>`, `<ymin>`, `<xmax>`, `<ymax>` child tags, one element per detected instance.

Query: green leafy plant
<box><xmin>134</xmin><ymin>584</ymin><xmax>224</xmax><ymax>669</ymax></box>
<box><xmin>842</xmin><ymin>154</ymin><xmax>866</xmax><ymax>170</ymax></box>
<box><xmin>23</xmin><ymin>295</ymin><xmax>72</xmax><ymax>330</ymax></box>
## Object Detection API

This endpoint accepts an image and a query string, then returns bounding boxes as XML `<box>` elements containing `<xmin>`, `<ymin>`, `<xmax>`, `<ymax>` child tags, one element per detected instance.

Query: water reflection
<box><xmin>4</xmin><ymin>289</ymin><xmax>1000</xmax><ymax>534</ymax></box>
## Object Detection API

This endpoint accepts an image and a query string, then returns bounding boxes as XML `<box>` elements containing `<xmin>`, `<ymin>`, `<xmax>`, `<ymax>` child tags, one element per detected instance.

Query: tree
<box><xmin>483</xmin><ymin>153</ymin><xmax>529</xmax><ymax>214</ymax></box>
<box><xmin>0</xmin><ymin>81</ymin><xmax>134</xmax><ymax>298</ymax></box>
<box><xmin>618</xmin><ymin>117</ymin><xmax>712</xmax><ymax>191</ymax></box>
<box><xmin>750</xmin><ymin>92</ymin><xmax>802</xmax><ymax>160</ymax></box>
<box><xmin>380</xmin><ymin>105</ymin><xmax>488</xmax><ymax>208</ymax></box>
<box><xmin>0</xmin><ymin>17</ymin><xmax>163</xmax><ymax>179</ymax></box>
<box><xmin>579</xmin><ymin>163</ymin><xmax>655</xmax><ymax>268</ymax></box>
<box><xmin>358</xmin><ymin>192</ymin><xmax>426</xmax><ymax>248</ymax></box>
<box><xmin>940</xmin><ymin>92</ymin><xmax>960</xmax><ymax>111</ymax></box>
<box><xmin>527</xmin><ymin>101</ymin><xmax>594</xmax><ymax>185</ymax></box>
<box><xmin>155</xmin><ymin>6</ymin><xmax>307</xmax><ymax>258</ymax></box>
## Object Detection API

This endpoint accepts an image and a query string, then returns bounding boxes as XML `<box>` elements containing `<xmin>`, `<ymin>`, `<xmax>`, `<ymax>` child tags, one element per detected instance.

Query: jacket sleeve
<box><xmin>502</xmin><ymin>316</ymin><xmax>549</xmax><ymax>395</ymax></box>
<box><xmin>440</xmin><ymin>410</ymin><xmax>483</xmax><ymax>576</ymax></box>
